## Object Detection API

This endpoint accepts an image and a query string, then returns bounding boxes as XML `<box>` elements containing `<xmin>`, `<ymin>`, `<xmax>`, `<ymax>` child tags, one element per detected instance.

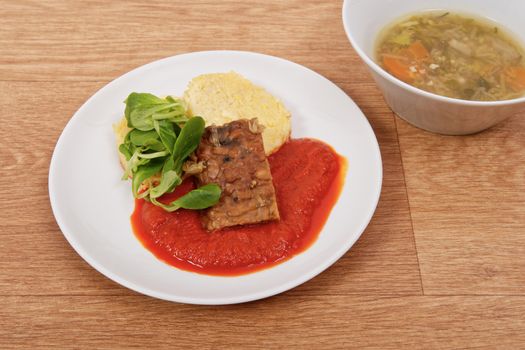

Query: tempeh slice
<box><xmin>195</xmin><ymin>118</ymin><xmax>280</xmax><ymax>231</ymax></box>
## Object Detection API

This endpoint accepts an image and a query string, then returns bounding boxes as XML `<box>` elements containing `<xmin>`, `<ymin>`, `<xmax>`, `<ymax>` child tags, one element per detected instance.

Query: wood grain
<box><xmin>1</xmin><ymin>0</ymin><xmax>524</xmax><ymax>348</ymax></box>
<box><xmin>0</xmin><ymin>0</ymin><xmax>369</xmax><ymax>84</ymax></box>
<box><xmin>2</xmin><ymin>295</ymin><xmax>525</xmax><ymax>349</ymax></box>
<box><xmin>397</xmin><ymin>116</ymin><xmax>525</xmax><ymax>295</ymax></box>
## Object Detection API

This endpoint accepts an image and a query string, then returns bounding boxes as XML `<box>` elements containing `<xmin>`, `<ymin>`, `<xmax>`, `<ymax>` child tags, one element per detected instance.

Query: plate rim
<box><xmin>48</xmin><ymin>50</ymin><xmax>383</xmax><ymax>305</ymax></box>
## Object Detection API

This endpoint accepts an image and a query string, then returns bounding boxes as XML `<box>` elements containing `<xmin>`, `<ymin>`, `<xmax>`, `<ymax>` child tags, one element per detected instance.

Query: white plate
<box><xmin>49</xmin><ymin>51</ymin><xmax>382</xmax><ymax>305</ymax></box>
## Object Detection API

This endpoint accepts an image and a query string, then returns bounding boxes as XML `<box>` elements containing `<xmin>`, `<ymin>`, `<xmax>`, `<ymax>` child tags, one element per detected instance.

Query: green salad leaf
<box><xmin>125</xmin><ymin>92</ymin><xmax>187</xmax><ymax>131</ymax></box>
<box><xmin>154</xmin><ymin>119</ymin><xmax>177</xmax><ymax>154</ymax></box>
<box><xmin>172</xmin><ymin>116</ymin><xmax>206</xmax><ymax>173</ymax></box>
<box><xmin>132</xmin><ymin>159</ymin><xmax>164</xmax><ymax>197</ymax></box>
<box><xmin>129</xmin><ymin>129</ymin><xmax>159</xmax><ymax>146</ymax></box>
<box><xmin>119</xmin><ymin>92</ymin><xmax>221</xmax><ymax>212</ymax></box>
<box><xmin>125</xmin><ymin>93</ymin><xmax>165</xmax><ymax>128</ymax></box>
<box><xmin>118</xmin><ymin>131</ymin><xmax>135</xmax><ymax>161</ymax></box>
<box><xmin>151</xmin><ymin>184</ymin><xmax>221</xmax><ymax>212</ymax></box>
<box><xmin>149</xmin><ymin>170</ymin><xmax>181</xmax><ymax>199</ymax></box>
<box><xmin>118</xmin><ymin>143</ymin><xmax>133</xmax><ymax>161</ymax></box>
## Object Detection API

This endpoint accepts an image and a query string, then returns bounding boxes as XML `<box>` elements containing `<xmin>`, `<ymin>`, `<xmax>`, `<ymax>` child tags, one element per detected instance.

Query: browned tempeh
<box><xmin>195</xmin><ymin>119</ymin><xmax>280</xmax><ymax>230</ymax></box>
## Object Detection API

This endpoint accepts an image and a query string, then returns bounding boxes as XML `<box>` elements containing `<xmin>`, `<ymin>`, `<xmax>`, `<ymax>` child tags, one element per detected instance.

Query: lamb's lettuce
<box><xmin>119</xmin><ymin>92</ymin><xmax>220</xmax><ymax>212</ymax></box>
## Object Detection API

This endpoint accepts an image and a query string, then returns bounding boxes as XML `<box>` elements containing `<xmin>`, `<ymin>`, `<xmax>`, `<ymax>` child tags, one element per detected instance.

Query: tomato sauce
<box><xmin>131</xmin><ymin>138</ymin><xmax>346</xmax><ymax>276</ymax></box>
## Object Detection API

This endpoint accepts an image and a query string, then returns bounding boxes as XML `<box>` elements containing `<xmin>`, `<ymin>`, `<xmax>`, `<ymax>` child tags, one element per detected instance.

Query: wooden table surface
<box><xmin>1</xmin><ymin>1</ymin><xmax>524</xmax><ymax>349</ymax></box>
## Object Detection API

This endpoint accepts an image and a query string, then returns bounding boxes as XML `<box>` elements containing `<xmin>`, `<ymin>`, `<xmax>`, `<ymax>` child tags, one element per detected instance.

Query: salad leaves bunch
<box><xmin>118</xmin><ymin>92</ymin><xmax>220</xmax><ymax>212</ymax></box>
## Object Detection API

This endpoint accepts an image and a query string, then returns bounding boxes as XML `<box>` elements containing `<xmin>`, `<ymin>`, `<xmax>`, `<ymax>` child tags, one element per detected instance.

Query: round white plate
<box><xmin>49</xmin><ymin>51</ymin><xmax>382</xmax><ymax>305</ymax></box>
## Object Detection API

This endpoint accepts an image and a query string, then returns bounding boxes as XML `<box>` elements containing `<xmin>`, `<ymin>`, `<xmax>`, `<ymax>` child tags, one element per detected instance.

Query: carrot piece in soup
<box><xmin>383</xmin><ymin>56</ymin><xmax>413</xmax><ymax>82</ymax></box>
<box><xmin>505</xmin><ymin>67</ymin><xmax>525</xmax><ymax>91</ymax></box>
<box><xmin>407</xmin><ymin>41</ymin><xmax>430</xmax><ymax>60</ymax></box>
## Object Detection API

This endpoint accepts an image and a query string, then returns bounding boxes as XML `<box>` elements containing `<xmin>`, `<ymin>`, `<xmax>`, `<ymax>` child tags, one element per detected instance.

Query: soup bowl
<box><xmin>342</xmin><ymin>0</ymin><xmax>525</xmax><ymax>135</ymax></box>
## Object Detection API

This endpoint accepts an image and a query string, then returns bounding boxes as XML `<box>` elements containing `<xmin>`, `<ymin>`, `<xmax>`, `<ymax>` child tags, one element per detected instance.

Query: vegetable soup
<box><xmin>376</xmin><ymin>12</ymin><xmax>525</xmax><ymax>101</ymax></box>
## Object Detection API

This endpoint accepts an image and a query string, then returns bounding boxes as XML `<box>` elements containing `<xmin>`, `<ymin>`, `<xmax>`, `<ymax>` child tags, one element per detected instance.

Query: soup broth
<box><xmin>376</xmin><ymin>12</ymin><xmax>525</xmax><ymax>101</ymax></box>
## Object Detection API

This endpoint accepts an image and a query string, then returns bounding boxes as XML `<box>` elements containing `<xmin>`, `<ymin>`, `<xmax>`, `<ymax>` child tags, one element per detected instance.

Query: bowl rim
<box><xmin>341</xmin><ymin>0</ymin><xmax>525</xmax><ymax>107</ymax></box>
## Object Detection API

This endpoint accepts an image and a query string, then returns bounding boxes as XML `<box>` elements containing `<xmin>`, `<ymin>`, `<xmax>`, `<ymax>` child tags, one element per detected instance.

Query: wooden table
<box><xmin>1</xmin><ymin>1</ymin><xmax>524</xmax><ymax>348</ymax></box>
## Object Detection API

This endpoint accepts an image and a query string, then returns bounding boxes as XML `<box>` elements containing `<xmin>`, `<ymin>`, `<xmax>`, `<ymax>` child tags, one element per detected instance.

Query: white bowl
<box><xmin>342</xmin><ymin>0</ymin><xmax>525</xmax><ymax>135</ymax></box>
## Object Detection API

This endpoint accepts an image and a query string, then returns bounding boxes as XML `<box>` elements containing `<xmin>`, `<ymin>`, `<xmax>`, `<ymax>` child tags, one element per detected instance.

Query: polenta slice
<box><xmin>183</xmin><ymin>72</ymin><xmax>291</xmax><ymax>154</ymax></box>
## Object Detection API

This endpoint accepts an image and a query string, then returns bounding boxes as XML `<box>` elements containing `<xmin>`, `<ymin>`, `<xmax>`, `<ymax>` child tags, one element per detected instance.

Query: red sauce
<box><xmin>131</xmin><ymin>138</ymin><xmax>346</xmax><ymax>276</ymax></box>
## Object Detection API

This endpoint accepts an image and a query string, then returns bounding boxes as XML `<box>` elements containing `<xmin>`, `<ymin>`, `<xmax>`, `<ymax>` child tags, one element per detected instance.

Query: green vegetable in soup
<box><xmin>119</xmin><ymin>93</ymin><xmax>221</xmax><ymax>212</ymax></box>
<box><xmin>375</xmin><ymin>11</ymin><xmax>525</xmax><ymax>101</ymax></box>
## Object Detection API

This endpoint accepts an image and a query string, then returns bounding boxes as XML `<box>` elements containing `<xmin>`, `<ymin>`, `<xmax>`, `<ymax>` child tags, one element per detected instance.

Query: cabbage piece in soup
<box><xmin>375</xmin><ymin>12</ymin><xmax>525</xmax><ymax>101</ymax></box>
